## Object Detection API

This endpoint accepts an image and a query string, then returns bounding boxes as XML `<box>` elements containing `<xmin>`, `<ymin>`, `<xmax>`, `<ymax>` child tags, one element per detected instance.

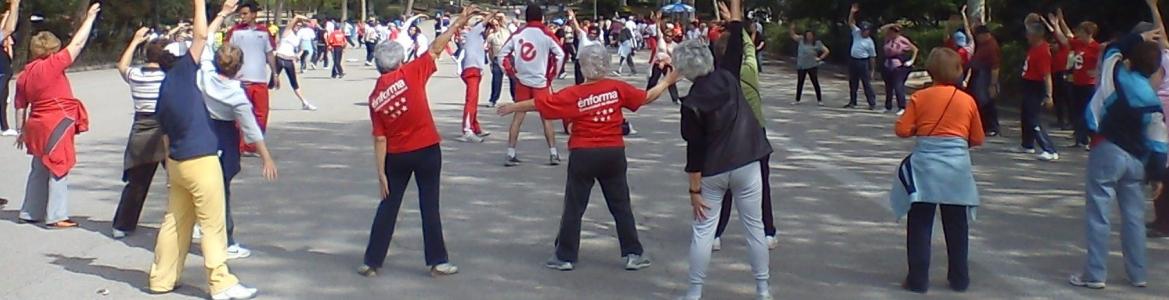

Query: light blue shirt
<box><xmin>849</xmin><ymin>25</ymin><xmax>876</xmax><ymax>59</ymax></box>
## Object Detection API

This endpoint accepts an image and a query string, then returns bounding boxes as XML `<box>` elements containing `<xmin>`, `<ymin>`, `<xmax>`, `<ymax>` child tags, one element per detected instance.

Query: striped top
<box><xmin>123</xmin><ymin>66</ymin><xmax>165</xmax><ymax>113</ymax></box>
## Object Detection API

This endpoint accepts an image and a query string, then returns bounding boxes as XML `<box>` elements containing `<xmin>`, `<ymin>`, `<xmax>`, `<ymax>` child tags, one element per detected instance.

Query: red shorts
<box><xmin>514</xmin><ymin>84</ymin><xmax>550</xmax><ymax>102</ymax></box>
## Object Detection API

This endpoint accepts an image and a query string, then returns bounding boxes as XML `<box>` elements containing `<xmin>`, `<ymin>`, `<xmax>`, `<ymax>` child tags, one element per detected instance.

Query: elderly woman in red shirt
<box><xmin>14</xmin><ymin>2</ymin><xmax>100</xmax><ymax>228</ymax></box>
<box><xmin>497</xmin><ymin>42</ymin><xmax>677</xmax><ymax>271</ymax></box>
<box><xmin>357</xmin><ymin>6</ymin><xmax>479</xmax><ymax>278</ymax></box>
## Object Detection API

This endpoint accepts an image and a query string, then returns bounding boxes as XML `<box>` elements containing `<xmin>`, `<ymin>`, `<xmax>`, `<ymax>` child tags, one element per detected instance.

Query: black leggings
<box><xmin>796</xmin><ymin>67</ymin><xmax>822</xmax><ymax>102</ymax></box>
<box><xmin>364</xmin><ymin>144</ymin><xmax>449</xmax><ymax>267</ymax></box>
<box><xmin>554</xmin><ymin>147</ymin><xmax>644</xmax><ymax>262</ymax></box>
<box><xmin>905</xmin><ymin>203</ymin><xmax>969</xmax><ymax>292</ymax></box>
<box><xmin>275</xmin><ymin>58</ymin><xmax>300</xmax><ymax>90</ymax></box>
<box><xmin>646</xmin><ymin>64</ymin><xmax>679</xmax><ymax>103</ymax></box>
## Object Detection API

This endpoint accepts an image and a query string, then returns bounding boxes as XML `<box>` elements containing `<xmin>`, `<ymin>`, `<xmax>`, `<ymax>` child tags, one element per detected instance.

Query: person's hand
<box><xmin>1142</xmin><ymin>28</ymin><xmax>1164</xmax><ymax>42</ymax></box>
<box><xmin>460</xmin><ymin>5</ymin><xmax>478</xmax><ymax>19</ymax></box>
<box><xmin>961</xmin><ymin>4</ymin><xmax>968</xmax><ymax>16</ymax></box>
<box><xmin>850</xmin><ymin>3</ymin><xmax>861</xmax><ymax>14</ymax></box>
<box><xmin>132</xmin><ymin>27</ymin><xmax>150</xmax><ymax>44</ymax></box>
<box><xmin>496</xmin><ymin>103</ymin><xmax>515</xmax><ymax>116</ymax></box>
<box><xmin>717</xmin><ymin>1</ymin><xmax>731</xmax><ymax>21</ymax></box>
<box><xmin>86</xmin><ymin>3</ymin><xmax>101</xmax><ymax>19</ymax></box>
<box><xmin>271</xmin><ymin>75</ymin><xmax>281</xmax><ymax>90</ymax></box>
<box><xmin>221</xmin><ymin>0</ymin><xmax>239</xmax><ymax>15</ymax></box>
<box><xmin>14</xmin><ymin>132</ymin><xmax>23</xmax><ymax>150</ymax></box>
<box><xmin>566</xmin><ymin>9</ymin><xmax>575</xmax><ymax>21</ymax></box>
<box><xmin>664</xmin><ymin>68</ymin><xmax>681</xmax><ymax>85</ymax></box>
<box><xmin>1043</xmin><ymin>96</ymin><xmax>1054</xmax><ymax>110</ymax></box>
<box><xmin>689</xmin><ymin>193</ymin><xmax>710</xmax><ymax>221</ymax></box>
<box><xmin>261</xmin><ymin>159</ymin><xmax>278</xmax><ymax>181</ymax></box>
<box><xmin>1055</xmin><ymin>7</ymin><xmax>1065</xmax><ymax>19</ymax></box>
<box><xmin>378</xmin><ymin>175</ymin><xmax>390</xmax><ymax>199</ymax></box>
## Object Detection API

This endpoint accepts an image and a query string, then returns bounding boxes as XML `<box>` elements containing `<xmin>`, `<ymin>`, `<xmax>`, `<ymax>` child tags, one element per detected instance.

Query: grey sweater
<box><xmin>196</xmin><ymin>37</ymin><xmax>264</xmax><ymax>144</ymax></box>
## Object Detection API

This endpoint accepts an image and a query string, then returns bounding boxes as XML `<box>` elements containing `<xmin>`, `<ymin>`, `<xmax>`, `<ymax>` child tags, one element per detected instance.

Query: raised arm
<box><xmin>117</xmin><ymin>27</ymin><xmax>150</xmax><ymax>77</ymax></box>
<box><xmin>1147</xmin><ymin>0</ymin><xmax>1169</xmax><ymax>49</ymax></box>
<box><xmin>2</xmin><ymin>0</ymin><xmax>20</xmax><ymax>37</ymax></box>
<box><xmin>1046</xmin><ymin>12</ymin><xmax>1070</xmax><ymax>47</ymax></box>
<box><xmin>65</xmin><ymin>3</ymin><xmax>101</xmax><ymax>60</ymax></box>
<box><xmin>430</xmin><ymin>6</ymin><xmax>479</xmax><ymax>57</ymax></box>
<box><xmin>848</xmin><ymin>3</ymin><xmax>859</xmax><ymax>29</ymax></box>
<box><xmin>190</xmin><ymin>0</ymin><xmax>210</xmax><ymax>59</ymax></box>
<box><xmin>715</xmin><ymin>0</ymin><xmax>744</xmax><ymax>77</ymax></box>
<box><xmin>789</xmin><ymin>23</ymin><xmax>801</xmax><ymax>41</ymax></box>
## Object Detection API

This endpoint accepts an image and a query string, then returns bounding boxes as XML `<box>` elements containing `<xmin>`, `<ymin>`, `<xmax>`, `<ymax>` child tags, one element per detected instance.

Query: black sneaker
<box><xmin>842</xmin><ymin>104</ymin><xmax>856</xmax><ymax>109</ymax></box>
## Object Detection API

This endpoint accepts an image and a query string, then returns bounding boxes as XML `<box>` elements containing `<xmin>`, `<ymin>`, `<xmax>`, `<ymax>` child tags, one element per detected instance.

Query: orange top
<box><xmin>895</xmin><ymin>85</ymin><xmax>985</xmax><ymax>147</ymax></box>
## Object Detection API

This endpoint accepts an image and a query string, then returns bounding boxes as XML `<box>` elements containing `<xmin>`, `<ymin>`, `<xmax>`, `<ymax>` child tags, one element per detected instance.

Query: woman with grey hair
<box><xmin>498</xmin><ymin>42</ymin><xmax>677</xmax><ymax>271</ymax></box>
<box><xmin>673</xmin><ymin>0</ymin><xmax>772</xmax><ymax>299</ymax></box>
<box><xmin>358</xmin><ymin>7</ymin><xmax>480</xmax><ymax>278</ymax></box>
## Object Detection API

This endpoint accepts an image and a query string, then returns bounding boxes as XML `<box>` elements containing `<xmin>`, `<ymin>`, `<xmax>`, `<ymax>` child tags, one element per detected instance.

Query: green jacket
<box><xmin>740</xmin><ymin>29</ymin><xmax>764</xmax><ymax>128</ymax></box>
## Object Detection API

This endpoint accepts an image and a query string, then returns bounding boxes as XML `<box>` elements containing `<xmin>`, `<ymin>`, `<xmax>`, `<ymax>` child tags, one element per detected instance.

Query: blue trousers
<box><xmin>848</xmin><ymin>58</ymin><xmax>876</xmax><ymax>107</ymax></box>
<box><xmin>1020</xmin><ymin>80</ymin><xmax>1058</xmax><ymax>153</ymax></box>
<box><xmin>1080</xmin><ymin>140</ymin><xmax>1147</xmax><ymax>284</ymax></box>
<box><xmin>882</xmin><ymin>64</ymin><xmax>910</xmax><ymax>110</ymax></box>
<box><xmin>488</xmin><ymin>61</ymin><xmax>514</xmax><ymax>105</ymax></box>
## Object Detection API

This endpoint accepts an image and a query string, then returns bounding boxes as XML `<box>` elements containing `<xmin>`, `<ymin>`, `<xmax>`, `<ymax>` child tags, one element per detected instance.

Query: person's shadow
<box><xmin>45</xmin><ymin>253</ymin><xmax>206</xmax><ymax>298</ymax></box>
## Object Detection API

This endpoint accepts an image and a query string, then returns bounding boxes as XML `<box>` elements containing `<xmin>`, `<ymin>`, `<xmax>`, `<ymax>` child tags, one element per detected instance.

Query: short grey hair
<box><xmin>671</xmin><ymin>39</ymin><xmax>714</xmax><ymax>81</ymax></box>
<box><xmin>375</xmin><ymin>41</ymin><xmax>406</xmax><ymax>74</ymax></box>
<box><xmin>577</xmin><ymin>44</ymin><xmax>610</xmax><ymax>81</ymax></box>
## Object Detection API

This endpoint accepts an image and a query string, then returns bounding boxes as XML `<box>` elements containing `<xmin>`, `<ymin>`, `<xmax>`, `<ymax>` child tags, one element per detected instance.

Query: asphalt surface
<box><xmin>1</xmin><ymin>42</ymin><xmax>1167</xmax><ymax>300</ymax></box>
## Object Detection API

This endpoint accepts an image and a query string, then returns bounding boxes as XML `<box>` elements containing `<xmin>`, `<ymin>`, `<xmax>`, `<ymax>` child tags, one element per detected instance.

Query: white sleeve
<box><xmin>549</xmin><ymin>37</ymin><xmax>566</xmax><ymax>75</ymax></box>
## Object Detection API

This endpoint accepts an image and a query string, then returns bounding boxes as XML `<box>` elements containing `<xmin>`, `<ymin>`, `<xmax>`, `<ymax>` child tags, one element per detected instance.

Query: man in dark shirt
<box><xmin>969</xmin><ymin>25</ymin><xmax>1001</xmax><ymax>136</ymax></box>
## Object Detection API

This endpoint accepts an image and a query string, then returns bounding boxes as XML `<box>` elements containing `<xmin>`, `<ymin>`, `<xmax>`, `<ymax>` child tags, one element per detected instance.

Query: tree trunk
<box><xmin>361</xmin><ymin>0</ymin><xmax>367</xmax><ymax>22</ymax></box>
<box><xmin>342</xmin><ymin>0</ymin><xmax>348</xmax><ymax>21</ymax></box>
<box><xmin>276</xmin><ymin>0</ymin><xmax>285</xmax><ymax>25</ymax></box>
<box><xmin>406</xmin><ymin>0</ymin><xmax>416</xmax><ymax>16</ymax></box>
<box><xmin>712</xmin><ymin>0</ymin><xmax>719</xmax><ymax>21</ymax></box>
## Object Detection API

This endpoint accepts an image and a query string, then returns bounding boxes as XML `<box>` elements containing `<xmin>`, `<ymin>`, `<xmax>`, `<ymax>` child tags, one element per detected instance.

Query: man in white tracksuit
<box><xmin>497</xmin><ymin>4</ymin><xmax>565</xmax><ymax>167</ymax></box>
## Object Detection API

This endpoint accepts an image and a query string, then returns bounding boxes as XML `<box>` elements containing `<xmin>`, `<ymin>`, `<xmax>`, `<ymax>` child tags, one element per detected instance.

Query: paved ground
<box><xmin>1</xmin><ymin>44</ymin><xmax>1168</xmax><ymax>299</ymax></box>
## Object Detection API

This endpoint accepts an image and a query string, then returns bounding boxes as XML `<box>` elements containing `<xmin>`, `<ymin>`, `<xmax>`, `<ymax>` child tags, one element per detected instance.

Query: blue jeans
<box><xmin>969</xmin><ymin>66</ymin><xmax>999</xmax><ymax>133</ymax></box>
<box><xmin>1020</xmin><ymin>80</ymin><xmax>1058</xmax><ymax>153</ymax></box>
<box><xmin>882</xmin><ymin>64</ymin><xmax>910</xmax><ymax>110</ymax></box>
<box><xmin>488</xmin><ymin>61</ymin><xmax>514</xmax><ymax>105</ymax></box>
<box><xmin>1080</xmin><ymin>140</ymin><xmax>1147</xmax><ymax>284</ymax></box>
<box><xmin>848</xmin><ymin>58</ymin><xmax>876</xmax><ymax>107</ymax></box>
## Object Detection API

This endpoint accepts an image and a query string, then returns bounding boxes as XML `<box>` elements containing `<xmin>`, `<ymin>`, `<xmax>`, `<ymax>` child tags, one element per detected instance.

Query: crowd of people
<box><xmin>4</xmin><ymin>0</ymin><xmax>1169</xmax><ymax>299</ymax></box>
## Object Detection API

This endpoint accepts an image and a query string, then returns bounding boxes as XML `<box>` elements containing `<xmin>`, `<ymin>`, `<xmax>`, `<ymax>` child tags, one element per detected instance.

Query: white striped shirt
<box><xmin>123</xmin><ymin>66</ymin><xmax>165</xmax><ymax>113</ymax></box>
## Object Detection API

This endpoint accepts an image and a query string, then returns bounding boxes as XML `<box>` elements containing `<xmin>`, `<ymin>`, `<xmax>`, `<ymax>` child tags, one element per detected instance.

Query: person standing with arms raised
<box><xmin>497</xmin><ymin>4</ymin><xmax>565</xmax><ymax>167</ymax></box>
<box><xmin>844</xmin><ymin>3</ymin><xmax>877</xmax><ymax>110</ymax></box>
<box><xmin>111</xmin><ymin>28</ymin><xmax>170</xmax><ymax>238</ymax></box>
<box><xmin>458</xmin><ymin>15</ymin><xmax>491</xmax><ymax>143</ymax></box>
<box><xmin>227</xmin><ymin>0</ymin><xmax>278</xmax><ymax>157</ymax></box>
<box><xmin>148</xmin><ymin>1</ymin><xmax>271</xmax><ymax>298</ymax></box>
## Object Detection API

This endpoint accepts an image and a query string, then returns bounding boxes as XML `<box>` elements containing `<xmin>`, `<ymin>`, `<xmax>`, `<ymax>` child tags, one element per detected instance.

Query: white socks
<box><xmin>549</xmin><ymin>148</ymin><xmax>559</xmax><ymax>157</ymax></box>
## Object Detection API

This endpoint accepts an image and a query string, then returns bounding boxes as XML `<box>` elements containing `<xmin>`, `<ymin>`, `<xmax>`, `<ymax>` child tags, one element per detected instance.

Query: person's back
<box><xmin>157</xmin><ymin>53</ymin><xmax>216</xmax><ymax>161</ymax></box>
<box><xmin>503</xmin><ymin>22</ymin><xmax>563</xmax><ymax>88</ymax></box>
<box><xmin>895</xmin><ymin>85</ymin><xmax>983</xmax><ymax>144</ymax></box>
<box><xmin>682</xmin><ymin>68</ymin><xmax>771</xmax><ymax>175</ymax></box>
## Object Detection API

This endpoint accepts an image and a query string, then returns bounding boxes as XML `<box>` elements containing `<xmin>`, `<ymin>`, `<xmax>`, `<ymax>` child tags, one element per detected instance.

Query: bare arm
<box><xmin>65</xmin><ymin>4</ymin><xmax>102</xmax><ymax>60</ymax></box>
<box><xmin>2</xmin><ymin>0</ymin><xmax>20</xmax><ymax>37</ymax></box>
<box><xmin>375</xmin><ymin>136</ymin><xmax>389</xmax><ymax>198</ymax></box>
<box><xmin>789</xmin><ymin>23</ymin><xmax>800</xmax><ymax>41</ymax></box>
<box><xmin>190</xmin><ymin>0</ymin><xmax>210</xmax><ymax>59</ymax></box>
<box><xmin>117</xmin><ymin>28</ymin><xmax>150</xmax><ymax>77</ymax></box>
<box><xmin>1046</xmin><ymin>13</ymin><xmax>1070</xmax><ymax>47</ymax></box>
<box><xmin>819</xmin><ymin>43</ymin><xmax>831</xmax><ymax>61</ymax></box>
<box><xmin>644</xmin><ymin>69</ymin><xmax>679</xmax><ymax>105</ymax></box>
<box><xmin>1148</xmin><ymin>0</ymin><xmax>1169</xmax><ymax>48</ymax></box>
<box><xmin>848</xmin><ymin>3</ymin><xmax>859</xmax><ymax>28</ymax></box>
<box><xmin>431</xmin><ymin>6</ymin><xmax>479</xmax><ymax>57</ymax></box>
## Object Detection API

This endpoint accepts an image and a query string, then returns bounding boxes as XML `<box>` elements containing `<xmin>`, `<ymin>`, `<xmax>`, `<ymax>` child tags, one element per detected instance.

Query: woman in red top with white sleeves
<box><xmin>497</xmin><ymin>43</ymin><xmax>678</xmax><ymax>271</ymax></box>
<box><xmin>357</xmin><ymin>7</ymin><xmax>480</xmax><ymax>278</ymax></box>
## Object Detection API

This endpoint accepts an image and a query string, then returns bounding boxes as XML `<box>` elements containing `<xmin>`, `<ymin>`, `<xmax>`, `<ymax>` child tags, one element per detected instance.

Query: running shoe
<box><xmin>883</xmin><ymin>109</ymin><xmax>893</xmax><ymax>114</ymax></box>
<box><xmin>227</xmin><ymin>244</ymin><xmax>252</xmax><ymax>260</ymax></box>
<box><xmin>356</xmin><ymin>265</ymin><xmax>378</xmax><ymax>277</ymax></box>
<box><xmin>712</xmin><ymin>237</ymin><xmax>722</xmax><ymax>251</ymax></box>
<box><xmin>549</xmin><ymin>154</ymin><xmax>561</xmax><ymax>166</ymax></box>
<box><xmin>841</xmin><ymin>104</ymin><xmax>856</xmax><ymax>109</ymax></box>
<box><xmin>1147</xmin><ymin>226</ymin><xmax>1169</xmax><ymax>238</ymax></box>
<box><xmin>544</xmin><ymin>257</ymin><xmax>574</xmax><ymax>271</ymax></box>
<box><xmin>623</xmin><ymin>254</ymin><xmax>651</xmax><ymax>270</ymax></box>
<box><xmin>0</xmin><ymin>129</ymin><xmax>16</xmax><ymax>136</ymax></box>
<box><xmin>0</xmin><ymin>197</ymin><xmax>7</xmax><ymax>206</ymax></box>
<box><xmin>1013</xmin><ymin>147</ymin><xmax>1036</xmax><ymax>154</ymax></box>
<box><xmin>112</xmin><ymin>229</ymin><xmax>128</xmax><ymax>239</ymax></box>
<box><xmin>211</xmin><ymin>283</ymin><xmax>258</xmax><ymax>300</ymax></box>
<box><xmin>1068</xmin><ymin>274</ymin><xmax>1105</xmax><ymax>289</ymax></box>
<box><xmin>817</xmin><ymin>101</ymin><xmax>824</xmax><ymax>107</ymax></box>
<box><xmin>302</xmin><ymin>103</ymin><xmax>318</xmax><ymax>111</ymax></box>
<box><xmin>476</xmin><ymin>131</ymin><xmax>492</xmax><ymax>138</ymax></box>
<box><xmin>1037</xmin><ymin>152</ymin><xmax>1060</xmax><ymax>161</ymax></box>
<box><xmin>767</xmin><ymin>235</ymin><xmax>778</xmax><ymax>250</ymax></box>
<box><xmin>430</xmin><ymin>263</ymin><xmax>459</xmax><ymax>276</ymax></box>
<box><xmin>505</xmin><ymin>155</ymin><xmax>521</xmax><ymax>167</ymax></box>
<box><xmin>458</xmin><ymin>132</ymin><xmax>484</xmax><ymax>143</ymax></box>
<box><xmin>987</xmin><ymin>130</ymin><xmax>999</xmax><ymax>137</ymax></box>
<box><xmin>896</xmin><ymin>109</ymin><xmax>905</xmax><ymax>116</ymax></box>
<box><xmin>1132</xmin><ymin>281</ymin><xmax>1148</xmax><ymax>288</ymax></box>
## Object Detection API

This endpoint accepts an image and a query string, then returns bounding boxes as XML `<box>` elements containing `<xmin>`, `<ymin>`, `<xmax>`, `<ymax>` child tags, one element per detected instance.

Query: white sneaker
<box><xmin>1068</xmin><ymin>274</ymin><xmax>1105</xmax><ymax>289</ymax></box>
<box><xmin>0</xmin><ymin>129</ymin><xmax>16</xmax><ymax>136</ymax></box>
<box><xmin>457</xmin><ymin>132</ymin><xmax>484</xmax><ymax>143</ymax></box>
<box><xmin>1014</xmin><ymin>147</ymin><xmax>1037</xmax><ymax>154</ymax></box>
<box><xmin>895</xmin><ymin>109</ymin><xmax>905</xmax><ymax>116</ymax></box>
<box><xmin>211</xmin><ymin>283</ymin><xmax>258</xmax><ymax>300</ymax></box>
<box><xmin>192</xmin><ymin>225</ymin><xmax>202</xmax><ymax>240</ymax></box>
<box><xmin>712</xmin><ymin>237</ymin><xmax>722</xmax><ymax>251</ymax></box>
<box><xmin>227</xmin><ymin>244</ymin><xmax>252</xmax><ymax>260</ymax></box>
<box><xmin>430</xmin><ymin>263</ymin><xmax>459</xmax><ymax>276</ymax></box>
<box><xmin>302</xmin><ymin>103</ymin><xmax>318</xmax><ymax>111</ymax></box>
<box><xmin>112</xmin><ymin>229</ymin><xmax>128</xmax><ymax>239</ymax></box>
<box><xmin>766</xmin><ymin>235</ymin><xmax>778</xmax><ymax>250</ymax></box>
<box><xmin>1037</xmin><ymin>152</ymin><xmax>1060</xmax><ymax>161</ymax></box>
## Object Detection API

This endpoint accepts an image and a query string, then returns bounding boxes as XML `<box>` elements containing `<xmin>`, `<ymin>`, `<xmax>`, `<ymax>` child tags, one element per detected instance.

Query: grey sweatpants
<box><xmin>20</xmin><ymin>158</ymin><xmax>70</xmax><ymax>224</ymax></box>
<box><xmin>686</xmin><ymin>161</ymin><xmax>770</xmax><ymax>299</ymax></box>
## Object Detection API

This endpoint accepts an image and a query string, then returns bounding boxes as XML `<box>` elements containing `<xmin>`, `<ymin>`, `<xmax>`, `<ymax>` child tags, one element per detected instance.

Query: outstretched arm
<box><xmin>117</xmin><ymin>27</ymin><xmax>150</xmax><ymax>78</ymax></box>
<box><xmin>645</xmin><ymin>68</ymin><xmax>680</xmax><ymax>105</ymax></box>
<box><xmin>1147</xmin><ymin>0</ymin><xmax>1169</xmax><ymax>49</ymax></box>
<box><xmin>431</xmin><ymin>6</ymin><xmax>479</xmax><ymax>57</ymax></box>
<box><xmin>2</xmin><ymin>0</ymin><xmax>20</xmax><ymax>37</ymax></box>
<box><xmin>190</xmin><ymin>0</ymin><xmax>209</xmax><ymax>59</ymax></box>
<box><xmin>65</xmin><ymin>3</ymin><xmax>101</xmax><ymax>60</ymax></box>
<box><xmin>847</xmin><ymin>3</ymin><xmax>859</xmax><ymax>29</ymax></box>
<box><xmin>1046</xmin><ymin>12</ymin><xmax>1070</xmax><ymax>47</ymax></box>
<box><xmin>789</xmin><ymin>23</ymin><xmax>800</xmax><ymax>41</ymax></box>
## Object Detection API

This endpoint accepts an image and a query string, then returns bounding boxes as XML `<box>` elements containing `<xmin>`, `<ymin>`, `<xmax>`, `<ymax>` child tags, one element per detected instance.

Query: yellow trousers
<box><xmin>149</xmin><ymin>155</ymin><xmax>239</xmax><ymax>294</ymax></box>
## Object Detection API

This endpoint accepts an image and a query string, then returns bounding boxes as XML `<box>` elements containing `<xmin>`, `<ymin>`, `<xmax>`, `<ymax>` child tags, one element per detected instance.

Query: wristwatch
<box><xmin>689</xmin><ymin>188</ymin><xmax>702</xmax><ymax>194</ymax></box>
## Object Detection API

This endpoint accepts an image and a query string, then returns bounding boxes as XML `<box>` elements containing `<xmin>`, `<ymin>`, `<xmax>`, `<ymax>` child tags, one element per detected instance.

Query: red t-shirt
<box><xmin>1052</xmin><ymin>44</ymin><xmax>1071</xmax><ymax>72</ymax></box>
<box><xmin>369</xmin><ymin>53</ymin><xmax>441</xmax><ymax>154</ymax></box>
<box><xmin>534</xmin><ymin>79</ymin><xmax>647</xmax><ymax>149</ymax></box>
<box><xmin>707</xmin><ymin>27</ymin><xmax>722</xmax><ymax>41</ymax></box>
<box><xmin>1022</xmin><ymin>42</ymin><xmax>1052</xmax><ymax>81</ymax></box>
<box><xmin>1070</xmin><ymin>39</ymin><xmax>1102</xmax><ymax>86</ymax></box>
<box><xmin>15</xmin><ymin>51</ymin><xmax>75</xmax><ymax>109</ymax></box>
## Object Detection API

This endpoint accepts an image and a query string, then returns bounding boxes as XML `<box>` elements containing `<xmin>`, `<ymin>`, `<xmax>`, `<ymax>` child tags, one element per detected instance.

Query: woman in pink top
<box><xmin>880</xmin><ymin>23</ymin><xmax>918</xmax><ymax>115</ymax></box>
